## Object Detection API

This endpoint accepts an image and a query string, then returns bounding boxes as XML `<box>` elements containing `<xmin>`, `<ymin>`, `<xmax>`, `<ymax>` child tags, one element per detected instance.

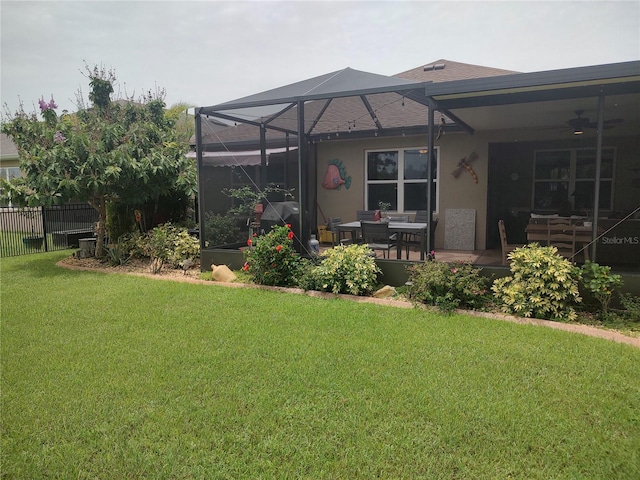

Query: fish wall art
<box><xmin>322</xmin><ymin>159</ymin><xmax>351</xmax><ymax>190</ymax></box>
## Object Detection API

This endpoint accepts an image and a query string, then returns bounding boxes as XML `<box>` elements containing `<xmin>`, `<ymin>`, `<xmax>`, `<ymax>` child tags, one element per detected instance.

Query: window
<box><xmin>0</xmin><ymin>167</ymin><xmax>20</xmax><ymax>181</ymax></box>
<box><xmin>533</xmin><ymin>148</ymin><xmax>615</xmax><ymax>212</ymax></box>
<box><xmin>365</xmin><ymin>147</ymin><xmax>439</xmax><ymax>213</ymax></box>
<box><xmin>0</xmin><ymin>167</ymin><xmax>21</xmax><ymax>207</ymax></box>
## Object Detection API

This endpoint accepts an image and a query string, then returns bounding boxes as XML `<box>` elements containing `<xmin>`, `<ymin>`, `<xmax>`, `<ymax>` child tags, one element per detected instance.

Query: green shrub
<box><xmin>120</xmin><ymin>231</ymin><xmax>145</xmax><ymax>258</ymax></box>
<box><xmin>204</xmin><ymin>212</ymin><xmax>241</xmax><ymax>247</ymax></box>
<box><xmin>580</xmin><ymin>261</ymin><xmax>623</xmax><ymax>315</ymax></box>
<box><xmin>242</xmin><ymin>224</ymin><xmax>303</xmax><ymax>287</ymax></box>
<box><xmin>105</xmin><ymin>238</ymin><xmax>132</xmax><ymax>266</ymax></box>
<box><xmin>300</xmin><ymin>244</ymin><xmax>381</xmax><ymax>296</ymax></box>
<box><xmin>124</xmin><ymin>223</ymin><xmax>200</xmax><ymax>273</ymax></box>
<box><xmin>492</xmin><ymin>244</ymin><xmax>582</xmax><ymax>321</ymax></box>
<box><xmin>620</xmin><ymin>292</ymin><xmax>640</xmax><ymax>319</ymax></box>
<box><xmin>407</xmin><ymin>260</ymin><xmax>490</xmax><ymax>313</ymax></box>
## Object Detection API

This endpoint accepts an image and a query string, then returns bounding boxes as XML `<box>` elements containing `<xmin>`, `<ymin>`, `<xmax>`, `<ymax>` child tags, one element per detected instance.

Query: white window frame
<box><xmin>532</xmin><ymin>147</ymin><xmax>615</xmax><ymax>212</ymax></box>
<box><xmin>365</xmin><ymin>146</ymin><xmax>439</xmax><ymax>214</ymax></box>
<box><xmin>0</xmin><ymin>167</ymin><xmax>21</xmax><ymax>207</ymax></box>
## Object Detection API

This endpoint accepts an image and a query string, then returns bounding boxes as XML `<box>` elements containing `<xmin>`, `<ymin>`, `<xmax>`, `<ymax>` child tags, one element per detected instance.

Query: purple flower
<box><xmin>38</xmin><ymin>96</ymin><xmax>58</xmax><ymax>112</ymax></box>
<box><xmin>54</xmin><ymin>131</ymin><xmax>66</xmax><ymax>143</ymax></box>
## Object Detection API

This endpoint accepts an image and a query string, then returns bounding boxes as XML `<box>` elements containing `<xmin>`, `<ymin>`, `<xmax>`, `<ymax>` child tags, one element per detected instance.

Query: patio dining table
<box><xmin>335</xmin><ymin>221</ymin><xmax>429</xmax><ymax>260</ymax></box>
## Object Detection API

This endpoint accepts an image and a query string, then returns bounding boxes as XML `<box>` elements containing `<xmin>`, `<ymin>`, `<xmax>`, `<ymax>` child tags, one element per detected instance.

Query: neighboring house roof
<box><xmin>394</xmin><ymin>59</ymin><xmax>518</xmax><ymax>83</ymax></box>
<box><xmin>0</xmin><ymin>133</ymin><xmax>19</xmax><ymax>164</ymax></box>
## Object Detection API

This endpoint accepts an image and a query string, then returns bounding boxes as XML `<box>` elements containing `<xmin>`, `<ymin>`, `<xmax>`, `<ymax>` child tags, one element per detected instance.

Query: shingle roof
<box><xmin>1</xmin><ymin>133</ymin><xmax>19</xmax><ymax>159</ymax></box>
<box><xmin>394</xmin><ymin>59</ymin><xmax>518</xmax><ymax>83</ymax></box>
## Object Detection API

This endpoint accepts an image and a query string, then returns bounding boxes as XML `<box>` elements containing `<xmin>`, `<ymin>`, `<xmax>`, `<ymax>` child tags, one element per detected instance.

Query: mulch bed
<box><xmin>56</xmin><ymin>255</ymin><xmax>640</xmax><ymax>348</ymax></box>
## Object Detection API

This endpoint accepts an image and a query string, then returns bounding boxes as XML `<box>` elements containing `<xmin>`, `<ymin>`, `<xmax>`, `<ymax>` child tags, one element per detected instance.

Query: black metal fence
<box><xmin>0</xmin><ymin>203</ymin><xmax>99</xmax><ymax>257</ymax></box>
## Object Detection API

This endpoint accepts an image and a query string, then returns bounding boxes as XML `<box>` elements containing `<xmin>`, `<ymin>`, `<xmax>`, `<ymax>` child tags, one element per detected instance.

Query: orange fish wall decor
<box><xmin>322</xmin><ymin>159</ymin><xmax>351</xmax><ymax>190</ymax></box>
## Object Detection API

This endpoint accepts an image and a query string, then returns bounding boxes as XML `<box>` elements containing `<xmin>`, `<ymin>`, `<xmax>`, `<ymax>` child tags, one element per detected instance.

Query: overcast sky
<box><xmin>1</xmin><ymin>0</ymin><xmax>639</xmax><ymax>118</ymax></box>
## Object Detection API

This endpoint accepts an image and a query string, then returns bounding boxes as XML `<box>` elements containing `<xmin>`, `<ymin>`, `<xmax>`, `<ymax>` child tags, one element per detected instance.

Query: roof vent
<box><xmin>423</xmin><ymin>63</ymin><xmax>446</xmax><ymax>71</ymax></box>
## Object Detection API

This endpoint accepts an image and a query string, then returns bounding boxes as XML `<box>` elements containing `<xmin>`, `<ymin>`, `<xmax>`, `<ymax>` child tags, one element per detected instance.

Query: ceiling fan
<box><xmin>565</xmin><ymin>110</ymin><xmax>623</xmax><ymax>135</ymax></box>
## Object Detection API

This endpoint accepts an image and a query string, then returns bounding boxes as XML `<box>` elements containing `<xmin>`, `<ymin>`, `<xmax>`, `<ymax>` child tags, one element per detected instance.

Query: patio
<box><xmin>195</xmin><ymin>59</ymin><xmax>640</xmax><ymax>275</ymax></box>
<box><xmin>318</xmin><ymin>242</ymin><xmax>503</xmax><ymax>265</ymax></box>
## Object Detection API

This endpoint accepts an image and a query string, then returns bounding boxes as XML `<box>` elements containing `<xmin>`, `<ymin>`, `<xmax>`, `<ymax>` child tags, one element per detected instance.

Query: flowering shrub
<box><xmin>299</xmin><ymin>244</ymin><xmax>381</xmax><ymax>296</ymax></box>
<box><xmin>407</xmin><ymin>260</ymin><xmax>489</xmax><ymax>312</ymax></box>
<box><xmin>243</xmin><ymin>224</ymin><xmax>302</xmax><ymax>287</ymax></box>
<box><xmin>492</xmin><ymin>243</ymin><xmax>582</xmax><ymax>321</ymax></box>
<box><xmin>1</xmin><ymin>65</ymin><xmax>196</xmax><ymax>258</ymax></box>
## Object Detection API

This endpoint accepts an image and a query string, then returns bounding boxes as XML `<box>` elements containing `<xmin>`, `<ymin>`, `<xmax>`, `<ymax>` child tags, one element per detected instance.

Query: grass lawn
<box><xmin>2</xmin><ymin>251</ymin><xmax>639</xmax><ymax>479</ymax></box>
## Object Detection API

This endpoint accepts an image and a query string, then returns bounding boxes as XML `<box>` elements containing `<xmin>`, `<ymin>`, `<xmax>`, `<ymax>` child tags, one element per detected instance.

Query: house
<box><xmin>1</xmin><ymin>133</ymin><xmax>20</xmax><ymax>180</ymax></box>
<box><xmin>0</xmin><ymin>133</ymin><xmax>22</xmax><ymax>207</ymax></box>
<box><xmin>194</xmin><ymin>59</ymin><xmax>640</xmax><ymax>273</ymax></box>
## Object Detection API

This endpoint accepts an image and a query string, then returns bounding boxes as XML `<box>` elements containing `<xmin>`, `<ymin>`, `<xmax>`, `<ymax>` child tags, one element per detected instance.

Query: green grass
<box><xmin>2</xmin><ymin>251</ymin><xmax>640</xmax><ymax>479</ymax></box>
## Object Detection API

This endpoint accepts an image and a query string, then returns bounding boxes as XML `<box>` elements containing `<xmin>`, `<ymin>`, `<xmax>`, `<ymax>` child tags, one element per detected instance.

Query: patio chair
<box><xmin>327</xmin><ymin>217</ymin><xmax>343</xmax><ymax>246</ymax></box>
<box><xmin>360</xmin><ymin>220</ymin><xmax>397</xmax><ymax>258</ymax></box>
<box><xmin>414</xmin><ymin>210</ymin><xmax>428</xmax><ymax>223</ymax></box>
<box><xmin>547</xmin><ymin>219</ymin><xmax>576</xmax><ymax>260</ymax></box>
<box><xmin>356</xmin><ymin>210</ymin><xmax>377</xmax><ymax>221</ymax></box>
<box><xmin>498</xmin><ymin>219</ymin><xmax>520</xmax><ymax>265</ymax></box>
<box><xmin>350</xmin><ymin>211</ymin><xmax>377</xmax><ymax>243</ymax></box>
<box><xmin>404</xmin><ymin>217</ymin><xmax>438</xmax><ymax>260</ymax></box>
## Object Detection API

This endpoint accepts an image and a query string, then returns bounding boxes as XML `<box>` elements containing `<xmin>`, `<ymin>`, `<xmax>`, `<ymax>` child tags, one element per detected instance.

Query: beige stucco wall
<box><xmin>314</xmin><ymin>127</ymin><xmax>639</xmax><ymax>251</ymax></box>
<box><xmin>315</xmin><ymin>132</ymin><xmax>492</xmax><ymax>250</ymax></box>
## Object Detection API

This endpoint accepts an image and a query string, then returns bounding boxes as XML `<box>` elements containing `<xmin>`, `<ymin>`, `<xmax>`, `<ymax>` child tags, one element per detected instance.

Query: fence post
<box><xmin>41</xmin><ymin>206</ymin><xmax>49</xmax><ymax>252</ymax></box>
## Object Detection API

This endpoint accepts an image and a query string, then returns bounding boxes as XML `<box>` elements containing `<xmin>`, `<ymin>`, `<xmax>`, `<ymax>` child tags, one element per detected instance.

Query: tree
<box><xmin>1</xmin><ymin>65</ymin><xmax>196</xmax><ymax>256</ymax></box>
<box><xmin>165</xmin><ymin>102</ymin><xmax>195</xmax><ymax>146</ymax></box>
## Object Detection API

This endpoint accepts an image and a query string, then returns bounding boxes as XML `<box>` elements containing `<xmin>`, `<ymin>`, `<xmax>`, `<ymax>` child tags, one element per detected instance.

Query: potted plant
<box><xmin>22</xmin><ymin>228</ymin><xmax>44</xmax><ymax>250</ymax></box>
<box><xmin>378</xmin><ymin>201</ymin><xmax>391</xmax><ymax>222</ymax></box>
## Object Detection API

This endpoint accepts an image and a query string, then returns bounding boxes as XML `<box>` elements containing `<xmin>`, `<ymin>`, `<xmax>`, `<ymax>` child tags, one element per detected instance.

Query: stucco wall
<box><xmin>315</xmin><ymin>132</ymin><xmax>491</xmax><ymax>250</ymax></box>
<box><xmin>314</xmin><ymin>129</ymin><xmax>640</xmax><ymax>251</ymax></box>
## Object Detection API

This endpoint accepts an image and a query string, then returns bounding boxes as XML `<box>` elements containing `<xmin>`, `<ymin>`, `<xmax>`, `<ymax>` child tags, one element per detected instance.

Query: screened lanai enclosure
<box><xmin>194</xmin><ymin>60</ymin><xmax>640</xmax><ymax>281</ymax></box>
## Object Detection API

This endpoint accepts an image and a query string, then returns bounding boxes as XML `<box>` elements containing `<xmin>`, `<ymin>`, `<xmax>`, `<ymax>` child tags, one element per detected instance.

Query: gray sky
<box><xmin>1</xmin><ymin>0</ymin><xmax>639</xmax><ymax>117</ymax></box>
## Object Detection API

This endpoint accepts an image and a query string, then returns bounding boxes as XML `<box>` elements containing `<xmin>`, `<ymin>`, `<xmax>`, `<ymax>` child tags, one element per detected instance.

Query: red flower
<box><xmin>276</xmin><ymin>245</ymin><xmax>282</xmax><ymax>251</ymax></box>
<box><xmin>286</xmin><ymin>223</ymin><xmax>292</xmax><ymax>229</ymax></box>
<box><xmin>287</xmin><ymin>231</ymin><xmax>294</xmax><ymax>240</ymax></box>
<box><xmin>242</xmin><ymin>262</ymin><xmax>249</xmax><ymax>271</ymax></box>
<box><xmin>253</xmin><ymin>233</ymin><xmax>257</xmax><ymax>237</ymax></box>
<box><xmin>247</xmin><ymin>238</ymin><xmax>252</xmax><ymax>246</ymax></box>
